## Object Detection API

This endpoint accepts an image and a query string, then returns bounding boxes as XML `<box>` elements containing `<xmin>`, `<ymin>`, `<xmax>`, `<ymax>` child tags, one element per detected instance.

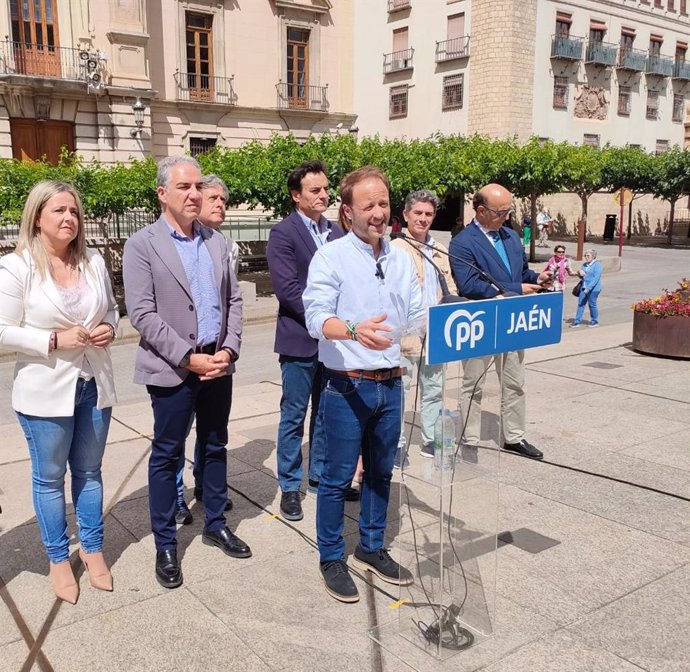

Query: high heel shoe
<box><xmin>79</xmin><ymin>549</ymin><xmax>113</xmax><ymax>592</ymax></box>
<box><xmin>49</xmin><ymin>560</ymin><xmax>79</xmax><ymax>604</ymax></box>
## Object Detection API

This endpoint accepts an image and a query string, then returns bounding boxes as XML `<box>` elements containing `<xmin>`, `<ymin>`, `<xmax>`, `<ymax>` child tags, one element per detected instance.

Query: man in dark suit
<box><xmin>266</xmin><ymin>160</ymin><xmax>345</xmax><ymax>522</ymax></box>
<box><xmin>123</xmin><ymin>156</ymin><xmax>251</xmax><ymax>589</ymax></box>
<box><xmin>448</xmin><ymin>183</ymin><xmax>552</xmax><ymax>460</ymax></box>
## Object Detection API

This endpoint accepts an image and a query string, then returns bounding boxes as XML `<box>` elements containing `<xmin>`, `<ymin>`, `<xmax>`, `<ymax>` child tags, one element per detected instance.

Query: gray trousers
<box><xmin>459</xmin><ymin>350</ymin><xmax>526</xmax><ymax>446</ymax></box>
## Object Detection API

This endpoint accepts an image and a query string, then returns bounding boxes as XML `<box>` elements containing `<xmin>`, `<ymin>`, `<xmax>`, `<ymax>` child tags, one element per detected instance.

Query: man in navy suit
<box><xmin>267</xmin><ymin>160</ymin><xmax>345</xmax><ymax>522</ymax></box>
<box><xmin>449</xmin><ymin>183</ymin><xmax>552</xmax><ymax>460</ymax></box>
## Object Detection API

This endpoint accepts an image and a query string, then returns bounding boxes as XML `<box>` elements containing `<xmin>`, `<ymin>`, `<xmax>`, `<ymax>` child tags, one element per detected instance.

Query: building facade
<box><xmin>0</xmin><ymin>0</ymin><xmax>355</xmax><ymax>164</ymax></box>
<box><xmin>354</xmin><ymin>0</ymin><xmax>690</xmax><ymax>151</ymax></box>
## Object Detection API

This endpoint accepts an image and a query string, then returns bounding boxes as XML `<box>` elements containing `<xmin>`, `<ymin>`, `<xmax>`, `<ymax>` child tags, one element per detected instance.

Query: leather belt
<box><xmin>195</xmin><ymin>343</ymin><xmax>216</xmax><ymax>355</ymax></box>
<box><xmin>330</xmin><ymin>367</ymin><xmax>406</xmax><ymax>382</ymax></box>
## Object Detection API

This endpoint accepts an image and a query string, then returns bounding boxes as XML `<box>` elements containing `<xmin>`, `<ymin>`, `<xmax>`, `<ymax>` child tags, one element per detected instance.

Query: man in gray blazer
<box><xmin>123</xmin><ymin>156</ymin><xmax>251</xmax><ymax>589</ymax></box>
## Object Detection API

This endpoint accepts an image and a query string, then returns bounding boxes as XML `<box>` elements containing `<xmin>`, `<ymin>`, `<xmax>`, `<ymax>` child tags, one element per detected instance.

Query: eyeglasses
<box><xmin>555</xmin><ymin>249</ymin><xmax>565</xmax><ymax>254</ymax></box>
<box><xmin>483</xmin><ymin>205</ymin><xmax>514</xmax><ymax>218</ymax></box>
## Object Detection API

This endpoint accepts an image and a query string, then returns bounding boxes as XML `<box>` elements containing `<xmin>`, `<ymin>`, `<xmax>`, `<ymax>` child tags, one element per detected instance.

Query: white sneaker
<box><xmin>588</xmin><ymin>323</ymin><xmax>599</xmax><ymax>328</ymax></box>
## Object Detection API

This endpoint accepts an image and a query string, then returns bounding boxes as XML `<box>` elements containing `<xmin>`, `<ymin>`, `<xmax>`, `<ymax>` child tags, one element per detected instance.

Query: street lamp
<box><xmin>130</xmin><ymin>98</ymin><xmax>146</xmax><ymax>137</ymax></box>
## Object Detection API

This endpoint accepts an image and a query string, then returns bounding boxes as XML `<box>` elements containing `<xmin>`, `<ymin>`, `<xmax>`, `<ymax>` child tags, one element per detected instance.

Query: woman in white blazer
<box><xmin>0</xmin><ymin>181</ymin><xmax>118</xmax><ymax>604</ymax></box>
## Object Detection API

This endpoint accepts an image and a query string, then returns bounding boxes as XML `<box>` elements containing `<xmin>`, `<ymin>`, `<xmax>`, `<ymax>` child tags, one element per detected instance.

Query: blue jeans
<box><xmin>316</xmin><ymin>371</ymin><xmax>403</xmax><ymax>562</ymax></box>
<box><xmin>147</xmin><ymin>374</ymin><xmax>232</xmax><ymax>550</ymax></box>
<box><xmin>276</xmin><ymin>355</ymin><xmax>326</xmax><ymax>492</ymax></box>
<box><xmin>574</xmin><ymin>289</ymin><xmax>601</xmax><ymax>325</ymax></box>
<box><xmin>17</xmin><ymin>378</ymin><xmax>112</xmax><ymax>563</ymax></box>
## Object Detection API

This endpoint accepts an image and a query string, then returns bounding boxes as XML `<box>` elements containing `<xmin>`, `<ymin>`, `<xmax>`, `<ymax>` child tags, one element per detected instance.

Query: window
<box><xmin>682</xmin><ymin>0</ymin><xmax>688</xmax><ymax>14</ymax></box>
<box><xmin>11</xmin><ymin>119</ymin><xmax>74</xmax><ymax>164</ymax></box>
<box><xmin>672</xmin><ymin>94</ymin><xmax>685</xmax><ymax>121</ymax></box>
<box><xmin>447</xmin><ymin>13</ymin><xmax>465</xmax><ymax>40</ymax></box>
<box><xmin>654</xmin><ymin>0</ymin><xmax>663</xmax><ymax>7</ymax></box>
<box><xmin>286</xmin><ymin>28</ymin><xmax>310</xmax><ymax>108</ymax></box>
<box><xmin>618</xmin><ymin>86</ymin><xmax>631</xmax><ymax>115</ymax></box>
<box><xmin>190</xmin><ymin>137</ymin><xmax>217</xmax><ymax>156</ymax></box>
<box><xmin>442</xmin><ymin>74</ymin><xmax>463</xmax><ymax>110</ymax></box>
<box><xmin>647</xmin><ymin>90</ymin><xmax>659</xmax><ymax>119</ymax></box>
<box><xmin>186</xmin><ymin>13</ymin><xmax>214</xmax><ymax>101</ymax></box>
<box><xmin>649</xmin><ymin>36</ymin><xmax>663</xmax><ymax>55</ymax></box>
<box><xmin>555</xmin><ymin>12</ymin><xmax>571</xmax><ymax>37</ymax></box>
<box><xmin>589</xmin><ymin>28</ymin><xmax>605</xmax><ymax>44</ymax></box>
<box><xmin>620</xmin><ymin>32</ymin><xmax>635</xmax><ymax>51</ymax></box>
<box><xmin>389</xmin><ymin>85</ymin><xmax>409</xmax><ymax>118</ymax></box>
<box><xmin>583</xmin><ymin>134</ymin><xmax>600</xmax><ymax>148</ymax></box>
<box><xmin>676</xmin><ymin>44</ymin><xmax>687</xmax><ymax>62</ymax></box>
<box><xmin>553</xmin><ymin>76</ymin><xmax>568</xmax><ymax>108</ymax></box>
<box><xmin>668</xmin><ymin>1</ymin><xmax>676</xmax><ymax>11</ymax></box>
<box><xmin>9</xmin><ymin>0</ymin><xmax>60</xmax><ymax>76</ymax></box>
<box><xmin>392</xmin><ymin>27</ymin><xmax>409</xmax><ymax>53</ymax></box>
<box><xmin>655</xmin><ymin>139</ymin><xmax>669</xmax><ymax>154</ymax></box>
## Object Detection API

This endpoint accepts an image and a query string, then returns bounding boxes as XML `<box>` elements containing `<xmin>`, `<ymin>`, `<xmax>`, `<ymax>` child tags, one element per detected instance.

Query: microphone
<box><xmin>391</xmin><ymin>232</ymin><xmax>466</xmax><ymax>304</ymax></box>
<box><xmin>391</xmin><ymin>231</ymin><xmax>513</xmax><ymax>296</ymax></box>
<box><xmin>375</xmin><ymin>261</ymin><xmax>385</xmax><ymax>280</ymax></box>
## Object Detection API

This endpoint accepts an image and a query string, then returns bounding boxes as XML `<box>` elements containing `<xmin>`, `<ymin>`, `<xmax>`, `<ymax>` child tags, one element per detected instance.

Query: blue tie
<box><xmin>489</xmin><ymin>231</ymin><xmax>511</xmax><ymax>273</ymax></box>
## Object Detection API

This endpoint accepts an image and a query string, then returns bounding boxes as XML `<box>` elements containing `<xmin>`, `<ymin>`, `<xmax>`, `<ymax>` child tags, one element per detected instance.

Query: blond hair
<box><xmin>15</xmin><ymin>180</ymin><xmax>88</xmax><ymax>278</ymax></box>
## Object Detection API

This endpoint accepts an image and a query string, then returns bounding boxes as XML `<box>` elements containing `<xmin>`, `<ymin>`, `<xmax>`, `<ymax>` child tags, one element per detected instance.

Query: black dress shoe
<box><xmin>175</xmin><ymin>499</ymin><xmax>193</xmax><ymax>525</ymax></box>
<box><xmin>503</xmin><ymin>439</ymin><xmax>544</xmax><ymax>460</ymax></box>
<box><xmin>280</xmin><ymin>491</ymin><xmax>304</xmax><ymax>521</ymax></box>
<box><xmin>155</xmin><ymin>549</ymin><xmax>183</xmax><ymax>589</ymax></box>
<box><xmin>320</xmin><ymin>560</ymin><xmax>359</xmax><ymax>603</ymax></box>
<box><xmin>194</xmin><ymin>487</ymin><xmax>233</xmax><ymax>511</ymax></box>
<box><xmin>202</xmin><ymin>526</ymin><xmax>252</xmax><ymax>558</ymax></box>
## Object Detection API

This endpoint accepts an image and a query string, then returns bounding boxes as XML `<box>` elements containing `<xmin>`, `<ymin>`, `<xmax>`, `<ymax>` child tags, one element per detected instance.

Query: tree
<box><xmin>649</xmin><ymin>147</ymin><xmax>690</xmax><ymax>245</ymax></box>
<box><xmin>561</xmin><ymin>144</ymin><xmax>606</xmax><ymax>259</ymax></box>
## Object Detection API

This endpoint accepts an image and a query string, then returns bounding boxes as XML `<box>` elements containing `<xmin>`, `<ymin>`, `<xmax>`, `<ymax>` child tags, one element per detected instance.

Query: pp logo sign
<box><xmin>444</xmin><ymin>309</ymin><xmax>486</xmax><ymax>351</ymax></box>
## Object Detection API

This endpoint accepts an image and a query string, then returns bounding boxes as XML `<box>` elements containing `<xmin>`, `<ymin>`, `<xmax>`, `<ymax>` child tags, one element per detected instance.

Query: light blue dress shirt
<box><xmin>297</xmin><ymin>210</ymin><xmax>331</xmax><ymax>248</ymax></box>
<box><xmin>166</xmin><ymin>220</ymin><xmax>221</xmax><ymax>346</ymax></box>
<box><xmin>303</xmin><ymin>232</ymin><xmax>424</xmax><ymax>370</ymax></box>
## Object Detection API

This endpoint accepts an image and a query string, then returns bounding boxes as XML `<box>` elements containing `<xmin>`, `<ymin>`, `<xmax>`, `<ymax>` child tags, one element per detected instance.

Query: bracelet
<box><xmin>345</xmin><ymin>320</ymin><xmax>358</xmax><ymax>342</ymax></box>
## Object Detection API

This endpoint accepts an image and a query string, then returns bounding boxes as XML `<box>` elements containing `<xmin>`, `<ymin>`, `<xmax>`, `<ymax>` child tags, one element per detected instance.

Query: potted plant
<box><xmin>632</xmin><ymin>278</ymin><xmax>690</xmax><ymax>359</ymax></box>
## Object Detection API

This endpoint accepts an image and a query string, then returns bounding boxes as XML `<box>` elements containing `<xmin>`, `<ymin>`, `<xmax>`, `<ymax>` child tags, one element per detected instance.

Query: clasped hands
<box><xmin>58</xmin><ymin>323</ymin><xmax>115</xmax><ymax>349</ymax></box>
<box><xmin>187</xmin><ymin>350</ymin><xmax>234</xmax><ymax>381</ymax></box>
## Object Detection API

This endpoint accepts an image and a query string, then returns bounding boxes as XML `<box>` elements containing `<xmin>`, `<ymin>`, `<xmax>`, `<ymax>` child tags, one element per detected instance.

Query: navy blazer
<box><xmin>448</xmin><ymin>220</ymin><xmax>539</xmax><ymax>299</ymax></box>
<box><xmin>266</xmin><ymin>210</ymin><xmax>344</xmax><ymax>357</ymax></box>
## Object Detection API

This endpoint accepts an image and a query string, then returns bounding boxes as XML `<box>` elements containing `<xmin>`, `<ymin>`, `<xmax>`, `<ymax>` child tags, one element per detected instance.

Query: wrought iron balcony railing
<box><xmin>646</xmin><ymin>54</ymin><xmax>674</xmax><ymax>77</ymax></box>
<box><xmin>383</xmin><ymin>48</ymin><xmax>414</xmax><ymax>74</ymax></box>
<box><xmin>387</xmin><ymin>0</ymin><xmax>411</xmax><ymax>12</ymax></box>
<box><xmin>435</xmin><ymin>36</ymin><xmax>470</xmax><ymax>62</ymax></box>
<box><xmin>0</xmin><ymin>40</ymin><xmax>92</xmax><ymax>81</ymax></box>
<box><xmin>550</xmin><ymin>35</ymin><xmax>584</xmax><ymax>60</ymax></box>
<box><xmin>174</xmin><ymin>72</ymin><xmax>236</xmax><ymax>104</ymax></box>
<box><xmin>673</xmin><ymin>59</ymin><xmax>690</xmax><ymax>80</ymax></box>
<box><xmin>276</xmin><ymin>82</ymin><xmax>329</xmax><ymax>111</ymax></box>
<box><xmin>585</xmin><ymin>41</ymin><xmax>618</xmax><ymax>67</ymax></box>
<box><xmin>617</xmin><ymin>48</ymin><xmax>647</xmax><ymax>71</ymax></box>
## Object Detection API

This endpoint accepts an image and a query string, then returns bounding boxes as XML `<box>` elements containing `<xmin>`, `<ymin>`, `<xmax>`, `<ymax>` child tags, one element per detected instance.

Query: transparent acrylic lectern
<box><xmin>370</xmin><ymin>356</ymin><xmax>501</xmax><ymax>668</ymax></box>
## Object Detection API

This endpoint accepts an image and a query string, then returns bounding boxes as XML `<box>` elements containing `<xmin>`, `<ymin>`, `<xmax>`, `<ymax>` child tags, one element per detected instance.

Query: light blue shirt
<box><xmin>297</xmin><ymin>210</ymin><xmax>331</xmax><ymax>248</ymax></box>
<box><xmin>166</xmin><ymin>219</ymin><xmax>221</xmax><ymax>346</ymax></box>
<box><xmin>422</xmin><ymin>235</ymin><xmax>440</xmax><ymax>308</ymax></box>
<box><xmin>304</xmin><ymin>232</ymin><xmax>424</xmax><ymax>370</ymax></box>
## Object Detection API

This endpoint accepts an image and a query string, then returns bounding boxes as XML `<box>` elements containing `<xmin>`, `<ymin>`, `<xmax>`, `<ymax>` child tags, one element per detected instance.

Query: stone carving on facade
<box><xmin>574</xmin><ymin>85</ymin><xmax>609</xmax><ymax>120</ymax></box>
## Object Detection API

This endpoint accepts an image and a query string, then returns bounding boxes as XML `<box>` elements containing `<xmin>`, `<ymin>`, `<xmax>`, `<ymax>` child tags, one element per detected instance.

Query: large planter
<box><xmin>632</xmin><ymin>311</ymin><xmax>690</xmax><ymax>359</ymax></box>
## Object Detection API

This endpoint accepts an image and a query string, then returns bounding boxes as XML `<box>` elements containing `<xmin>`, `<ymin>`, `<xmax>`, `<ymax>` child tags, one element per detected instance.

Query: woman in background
<box><xmin>545</xmin><ymin>244</ymin><xmax>578</xmax><ymax>292</ymax></box>
<box><xmin>0</xmin><ymin>181</ymin><xmax>118</xmax><ymax>603</ymax></box>
<box><xmin>571</xmin><ymin>249</ymin><xmax>603</xmax><ymax>328</ymax></box>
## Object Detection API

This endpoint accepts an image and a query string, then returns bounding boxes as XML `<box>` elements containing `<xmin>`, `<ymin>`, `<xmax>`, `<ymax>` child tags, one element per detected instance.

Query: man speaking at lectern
<box><xmin>448</xmin><ymin>183</ymin><xmax>552</xmax><ymax>461</ymax></box>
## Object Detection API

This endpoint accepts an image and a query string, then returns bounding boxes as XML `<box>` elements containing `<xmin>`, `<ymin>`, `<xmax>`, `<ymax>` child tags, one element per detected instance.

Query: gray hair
<box><xmin>156</xmin><ymin>156</ymin><xmax>202</xmax><ymax>190</ymax></box>
<box><xmin>585</xmin><ymin>248</ymin><xmax>598</xmax><ymax>259</ymax></box>
<box><xmin>404</xmin><ymin>189</ymin><xmax>440</xmax><ymax>213</ymax></box>
<box><xmin>201</xmin><ymin>174</ymin><xmax>229</xmax><ymax>201</ymax></box>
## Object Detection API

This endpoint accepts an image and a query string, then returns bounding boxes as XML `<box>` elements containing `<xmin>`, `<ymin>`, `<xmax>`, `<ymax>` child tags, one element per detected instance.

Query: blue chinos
<box><xmin>276</xmin><ymin>354</ymin><xmax>326</xmax><ymax>492</ymax></box>
<box><xmin>147</xmin><ymin>373</ymin><xmax>232</xmax><ymax>550</ymax></box>
<box><xmin>316</xmin><ymin>371</ymin><xmax>403</xmax><ymax>562</ymax></box>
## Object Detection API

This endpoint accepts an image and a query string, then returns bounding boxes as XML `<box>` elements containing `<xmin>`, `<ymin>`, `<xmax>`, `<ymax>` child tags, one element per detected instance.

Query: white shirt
<box><xmin>304</xmin><ymin>232</ymin><xmax>424</xmax><ymax>370</ymax></box>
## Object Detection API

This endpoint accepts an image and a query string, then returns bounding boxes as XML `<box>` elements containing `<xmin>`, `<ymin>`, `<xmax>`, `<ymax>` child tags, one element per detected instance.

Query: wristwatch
<box><xmin>179</xmin><ymin>349</ymin><xmax>193</xmax><ymax>368</ymax></box>
<box><xmin>222</xmin><ymin>347</ymin><xmax>238</xmax><ymax>363</ymax></box>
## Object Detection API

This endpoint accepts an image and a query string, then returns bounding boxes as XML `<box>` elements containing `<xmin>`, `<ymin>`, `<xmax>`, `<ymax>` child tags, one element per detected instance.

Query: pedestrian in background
<box><xmin>0</xmin><ymin>180</ymin><xmax>118</xmax><ymax>604</ymax></box>
<box><xmin>571</xmin><ymin>249</ymin><xmax>603</xmax><ymax>328</ymax></box>
<box><xmin>545</xmin><ymin>244</ymin><xmax>578</xmax><ymax>292</ymax></box>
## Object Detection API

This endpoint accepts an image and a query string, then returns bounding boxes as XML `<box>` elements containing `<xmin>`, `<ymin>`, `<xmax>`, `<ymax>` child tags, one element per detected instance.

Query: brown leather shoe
<box><xmin>50</xmin><ymin>560</ymin><xmax>79</xmax><ymax>604</ymax></box>
<box><xmin>79</xmin><ymin>549</ymin><xmax>113</xmax><ymax>591</ymax></box>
